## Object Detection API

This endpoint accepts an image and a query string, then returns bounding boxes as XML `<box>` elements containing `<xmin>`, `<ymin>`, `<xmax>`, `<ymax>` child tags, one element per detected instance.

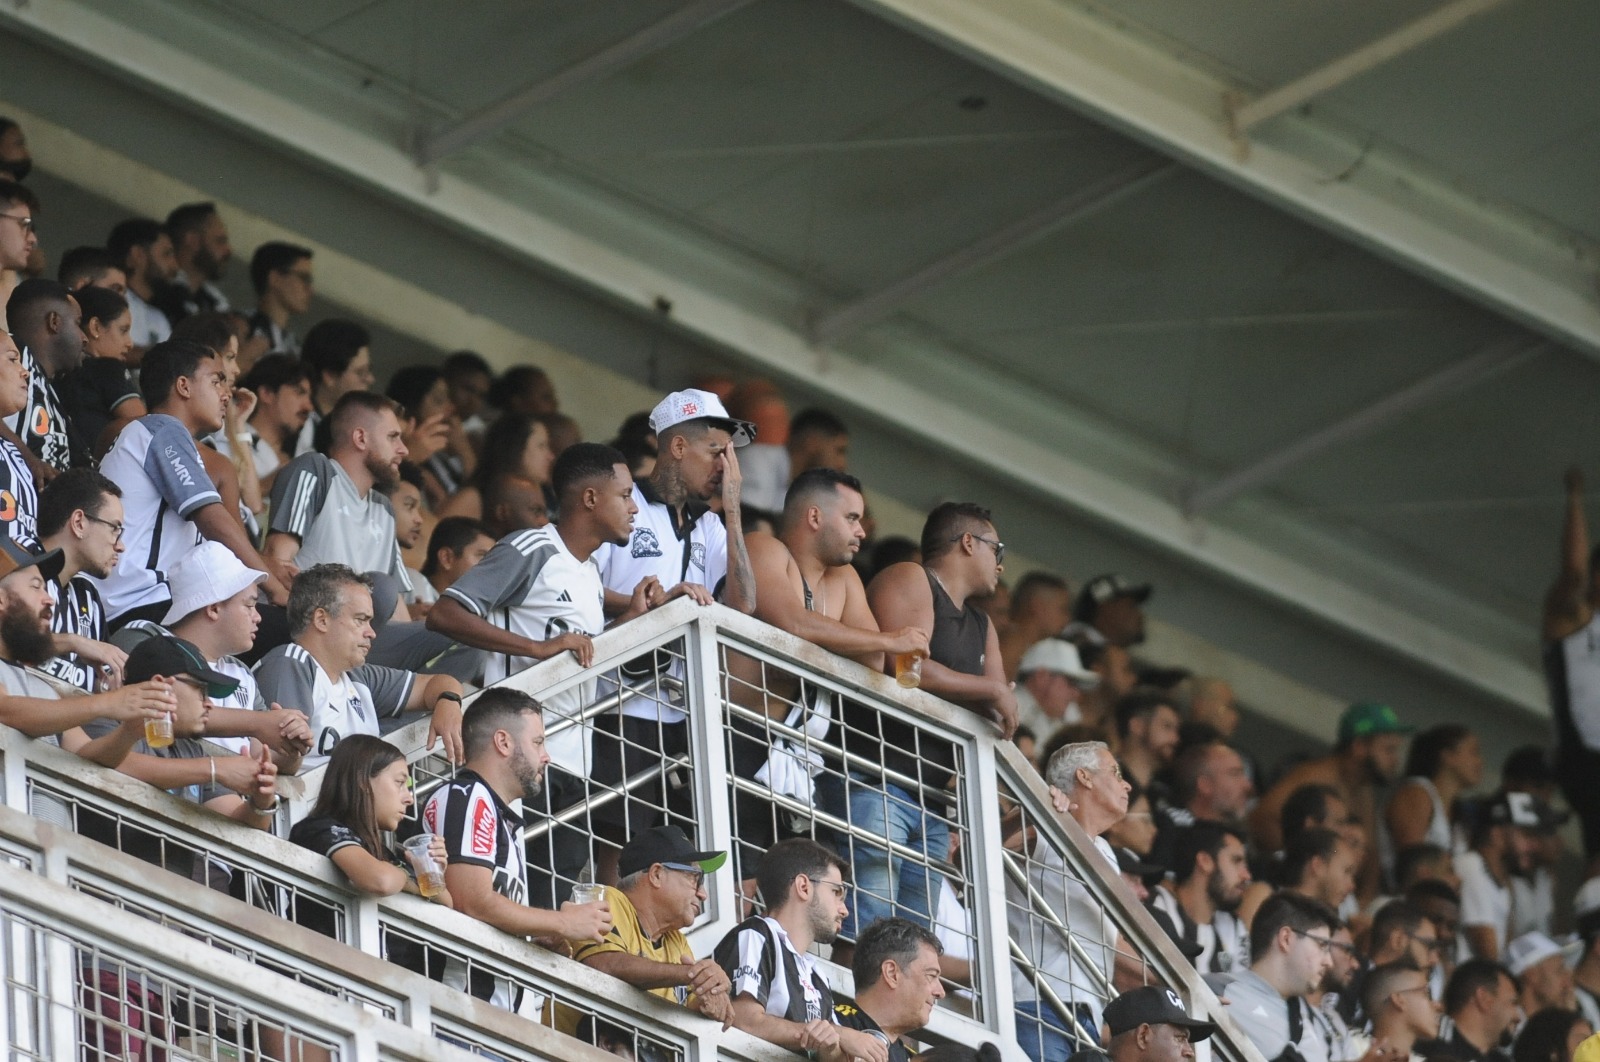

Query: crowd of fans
<box><xmin>5</xmin><ymin>113</ymin><xmax>1600</xmax><ymax>1062</ymax></box>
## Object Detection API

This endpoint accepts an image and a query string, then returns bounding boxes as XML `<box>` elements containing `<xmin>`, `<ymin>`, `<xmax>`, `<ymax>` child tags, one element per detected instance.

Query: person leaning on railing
<box><xmin>572</xmin><ymin>825</ymin><xmax>736</xmax><ymax>1030</ymax></box>
<box><xmin>832</xmin><ymin>917</ymin><xmax>947</xmax><ymax>1062</ymax></box>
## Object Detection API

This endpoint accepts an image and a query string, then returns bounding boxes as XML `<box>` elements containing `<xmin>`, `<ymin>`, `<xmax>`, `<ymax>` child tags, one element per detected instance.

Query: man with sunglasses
<box><xmin>1209</xmin><ymin>891</ymin><xmax>1340</xmax><ymax>1062</ymax></box>
<box><xmin>574</xmin><ymin>825</ymin><xmax>736</xmax><ymax>1028</ymax></box>
<box><xmin>713</xmin><ymin>838</ymin><xmax>888</xmax><ymax>1062</ymax></box>
<box><xmin>837</xmin><ymin>502</ymin><xmax>1016</xmax><ymax>945</ymax></box>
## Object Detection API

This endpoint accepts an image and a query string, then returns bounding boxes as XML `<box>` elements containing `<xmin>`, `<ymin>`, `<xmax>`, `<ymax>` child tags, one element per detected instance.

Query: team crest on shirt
<box><xmin>689</xmin><ymin>543</ymin><xmax>705</xmax><ymax>571</ymax></box>
<box><xmin>631</xmin><ymin>527</ymin><xmax>663</xmax><ymax>558</ymax></box>
<box><xmin>0</xmin><ymin>491</ymin><xmax>14</xmax><ymax>521</ymax></box>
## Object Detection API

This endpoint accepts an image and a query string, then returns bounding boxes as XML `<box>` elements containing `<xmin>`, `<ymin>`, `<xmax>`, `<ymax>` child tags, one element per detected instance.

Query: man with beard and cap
<box><xmin>1210</xmin><ymin>892</ymin><xmax>1341</xmax><ymax>1062</ymax></box>
<box><xmin>0</xmin><ymin>537</ymin><xmax>175</xmax><ymax>820</ymax></box>
<box><xmin>421</xmin><ymin>688</ymin><xmax>612</xmax><ymax>1011</ymax></box>
<box><xmin>1148</xmin><ymin>823</ymin><xmax>1253</xmax><ymax>975</ymax></box>
<box><xmin>1458</xmin><ymin>792</ymin><xmax>1563</xmax><ymax>962</ymax></box>
<box><xmin>5</xmin><ymin>277</ymin><xmax>85</xmax><ymax>475</ymax></box>
<box><xmin>252</xmin><ymin>564</ymin><xmax>463</xmax><ymax>772</ymax></box>
<box><xmin>1069</xmin><ymin>574</ymin><xmax>1151</xmax><ymax>648</ymax></box>
<box><xmin>1103</xmin><ymin>986</ymin><xmax>1217</xmax><ymax>1062</ymax></box>
<box><xmin>714</xmin><ymin>838</ymin><xmax>887</xmax><ymax>1061</ymax></box>
<box><xmin>428</xmin><ymin>443</ymin><xmax>661</xmax><ymax>904</ymax></box>
<box><xmin>96</xmin><ymin>339</ymin><xmax>286</xmax><ymax>629</ymax></box>
<box><xmin>1252</xmin><ymin>703</ymin><xmax>1415</xmax><ymax>904</ymax></box>
<box><xmin>154</xmin><ymin>202</ymin><xmax>231</xmax><ymax>324</ymax></box>
<box><xmin>1506</xmin><ymin>932</ymin><xmax>1579</xmax><ymax>1015</ymax></box>
<box><xmin>574</xmin><ymin>825</ymin><xmax>733</xmax><ymax>1027</ymax></box>
<box><xmin>588</xmin><ymin>388</ymin><xmax>755</xmax><ymax>875</ymax></box>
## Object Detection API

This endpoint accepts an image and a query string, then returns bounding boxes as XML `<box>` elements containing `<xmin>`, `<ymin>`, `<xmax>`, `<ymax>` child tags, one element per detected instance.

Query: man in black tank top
<box><xmin>1542</xmin><ymin>468</ymin><xmax>1600</xmax><ymax>860</ymax></box>
<box><xmin>818</xmin><ymin>501</ymin><xmax>1017</xmax><ymax>943</ymax></box>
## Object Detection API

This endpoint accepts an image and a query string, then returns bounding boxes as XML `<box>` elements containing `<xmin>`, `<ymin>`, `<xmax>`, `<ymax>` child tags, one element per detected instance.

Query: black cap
<box><xmin>618</xmin><ymin>825</ymin><xmax>727</xmax><ymax>879</ymax></box>
<box><xmin>124</xmin><ymin>634</ymin><xmax>239</xmax><ymax>699</ymax></box>
<box><xmin>1116</xmin><ymin>847</ymin><xmax>1163</xmax><ymax>879</ymax></box>
<box><xmin>1485</xmin><ymin>790</ymin><xmax>1568</xmax><ymax>834</ymax></box>
<box><xmin>1103</xmin><ymin>986</ymin><xmax>1216</xmax><ymax>1041</ymax></box>
<box><xmin>1073</xmin><ymin>574</ymin><xmax>1151</xmax><ymax>622</ymax></box>
<box><xmin>0</xmin><ymin>537</ymin><xmax>63</xmax><ymax>584</ymax></box>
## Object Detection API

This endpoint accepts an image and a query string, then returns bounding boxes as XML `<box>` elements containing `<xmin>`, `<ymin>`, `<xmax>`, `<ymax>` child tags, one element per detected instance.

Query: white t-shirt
<box><xmin>442</xmin><ymin>525</ymin><xmax>604</xmax><ymax>774</ymax></box>
<box><xmin>1510</xmin><ymin>866</ymin><xmax>1555</xmax><ymax>939</ymax></box>
<box><xmin>252</xmin><ymin>643</ymin><xmax>415</xmax><ymax>771</ymax></box>
<box><xmin>1008</xmin><ymin>833</ymin><xmax>1119</xmax><ymax>1028</ymax></box>
<box><xmin>125</xmin><ymin>288</ymin><xmax>171</xmax><ymax>349</ymax></box>
<box><xmin>207</xmin><ymin>655</ymin><xmax>267</xmax><ymax>757</ymax></box>
<box><xmin>593</xmin><ymin>481</ymin><xmax>728</xmax><ymax>724</ymax></box>
<box><xmin>93</xmin><ymin>414</ymin><xmax>221</xmax><ymax>621</ymax></box>
<box><xmin>1457</xmin><ymin>849</ymin><xmax>1511</xmax><ymax>959</ymax></box>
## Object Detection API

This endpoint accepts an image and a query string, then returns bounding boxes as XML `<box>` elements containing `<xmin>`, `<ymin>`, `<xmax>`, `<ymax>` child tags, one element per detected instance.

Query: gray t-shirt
<box><xmin>1207</xmin><ymin>969</ymin><xmax>1329</xmax><ymax>1062</ymax></box>
<box><xmin>268</xmin><ymin>453</ymin><xmax>410</xmax><ymax>590</ymax></box>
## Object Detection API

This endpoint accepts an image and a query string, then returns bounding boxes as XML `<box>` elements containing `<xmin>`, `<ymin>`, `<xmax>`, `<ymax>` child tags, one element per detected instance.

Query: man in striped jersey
<box><xmin>714</xmin><ymin>838</ymin><xmax>887</xmax><ymax>1062</ymax></box>
<box><xmin>428</xmin><ymin>442</ymin><xmax>658</xmax><ymax>901</ymax></box>
<box><xmin>38</xmin><ymin>468</ymin><xmax>129</xmax><ymax>692</ymax></box>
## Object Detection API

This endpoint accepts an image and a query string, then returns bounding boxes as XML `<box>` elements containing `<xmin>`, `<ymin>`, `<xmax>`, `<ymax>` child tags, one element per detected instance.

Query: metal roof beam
<box><xmin>1183</xmin><ymin>338</ymin><xmax>1546</xmax><ymax>517</ymax></box>
<box><xmin>845</xmin><ymin>0</ymin><xmax>1600</xmax><ymax>361</ymax></box>
<box><xmin>810</xmin><ymin>158</ymin><xmax>1177</xmax><ymax>345</ymax></box>
<box><xmin>413</xmin><ymin>0</ymin><xmax>752</xmax><ymax>166</ymax></box>
<box><xmin>0</xmin><ymin>0</ymin><xmax>1548</xmax><ymax>715</ymax></box>
<box><xmin>1229</xmin><ymin>0</ymin><xmax>1514</xmax><ymax>133</ymax></box>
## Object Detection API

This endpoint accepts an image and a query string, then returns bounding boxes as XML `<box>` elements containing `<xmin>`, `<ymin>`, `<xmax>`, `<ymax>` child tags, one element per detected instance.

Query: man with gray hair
<box><xmin>1011</xmin><ymin>740</ymin><xmax>1132</xmax><ymax>1062</ymax></box>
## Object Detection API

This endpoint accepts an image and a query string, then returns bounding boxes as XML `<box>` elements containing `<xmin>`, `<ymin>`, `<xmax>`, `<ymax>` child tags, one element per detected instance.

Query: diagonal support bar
<box><xmin>810</xmin><ymin>158</ymin><xmax>1178</xmax><ymax>345</ymax></box>
<box><xmin>1229</xmin><ymin>0</ymin><xmax>1513</xmax><ymax>133</ymax></box>
<box><xmin>415</xmin><ymin>0</ymin><xmax>753</xmax><ymax>165</ymax></box>
<box><xmin>1184</xmin><ymin>337</ymin><xmax>1546</xmax><ymax>516</ymax></box>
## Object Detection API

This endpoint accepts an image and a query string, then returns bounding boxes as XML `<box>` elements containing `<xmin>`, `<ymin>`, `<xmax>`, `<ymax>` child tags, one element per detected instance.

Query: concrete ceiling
<box><xmin>4</xmin><ymin>0</ymin><xmax>1597</xmax><ymax>749</ymax></box>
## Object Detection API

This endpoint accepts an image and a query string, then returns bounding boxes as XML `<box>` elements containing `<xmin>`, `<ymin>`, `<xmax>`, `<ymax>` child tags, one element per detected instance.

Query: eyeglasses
<box><xmin>84</xmin><ymin>514</ymin><xmax>124</xmax><ymax>542</ymax></box>
<box><xmin>1292</xmin><ymin>929</ymin><xmax>1334</xmax><ymax>953</ymax></box>
<box><xmin>0</xmin><ymin>214</ymin><xmax>34</xmax><ymax>234</ymax></box>
<box><xmin>806</xmin><ymin>876</ymin><xmax>851</xmax><ymax>899</ymax></box>
<box><xmin>661</xmin><ymin>863</ymin><xmax>705</xmax><ymax>890</ymax></box>
<box><xmin>1407</xmin><ymin>932</ymin><xmax>1441</xmax><ymax>953</ymax></box>
<box><xmin>952</xmin><ymin>532</ymin><xmax>1005</xmax><ymax>564</ymax></box>
<box><xmin>1329</xmin><ymin>939</ymin><xmax>1358</xmax><ymax>959</ymax></box>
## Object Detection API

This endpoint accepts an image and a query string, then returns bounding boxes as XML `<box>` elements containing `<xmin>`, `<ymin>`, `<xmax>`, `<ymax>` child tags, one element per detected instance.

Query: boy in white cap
<box><xmin>113</xmin><ymin>540</ymin><xmax>312</xmax><ymax>772</ymax></box>
<box><xmin>1014</xmin><ymin>637</ymin><xmax>1100</xmax><ymax>746</ymax></box>
<box><xmin>1506</xmin><ymin>931</ymin><xmax>1579</xmax><ymax>1014</ymax></box>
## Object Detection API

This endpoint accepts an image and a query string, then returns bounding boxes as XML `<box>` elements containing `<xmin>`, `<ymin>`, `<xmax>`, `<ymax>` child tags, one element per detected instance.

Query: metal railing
<box><xmin>0</xmin><ymin>597</ymin><xmax>1266</xmax><ymax>1062</ymax></box>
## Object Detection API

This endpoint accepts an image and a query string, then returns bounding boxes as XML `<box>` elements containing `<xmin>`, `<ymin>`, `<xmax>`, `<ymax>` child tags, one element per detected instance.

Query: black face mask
<box><xmin>0</xmin><ymin>158</ymin><xmax>30</xmax><ymax>182</ymax></box>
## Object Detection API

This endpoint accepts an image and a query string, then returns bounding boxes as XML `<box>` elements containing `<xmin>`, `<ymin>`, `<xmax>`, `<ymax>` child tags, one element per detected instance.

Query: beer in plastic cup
<box><xmin>145</xmin><ymin>713</ymin><xmax>174</xmax><ymax>749</ymax></box>
<box><xmin>403</xmin><ymin>834</ymin><xmax>446</xmax><ymax>897</ymax></box>
<box><xmin>570</xmin><ymin>882</ymin><xmax>606</xmax><ymax>906</ymax></box>
<box><xmin>894</xmin><ymin>652</ymin><xmax>923</xmax><ymax>689</ymax></box>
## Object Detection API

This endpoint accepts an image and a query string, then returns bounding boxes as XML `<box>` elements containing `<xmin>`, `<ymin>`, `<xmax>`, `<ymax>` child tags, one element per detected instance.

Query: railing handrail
<box><xmin>0</xmin><ymin>725</ymin><xmax>796</xmax><ymax>1062</ymax></box>
<box><xmin>0</xmin><ymin>595</ymin><xmax>1268</xmax><ymax>1062</ymax></box>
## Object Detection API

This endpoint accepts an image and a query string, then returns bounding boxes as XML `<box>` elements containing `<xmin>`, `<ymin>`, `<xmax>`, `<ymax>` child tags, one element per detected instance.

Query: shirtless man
<box><xmin>731</xmin><ymin>468</ymin><xmax>928</xmax><ymax>886</ymax></box>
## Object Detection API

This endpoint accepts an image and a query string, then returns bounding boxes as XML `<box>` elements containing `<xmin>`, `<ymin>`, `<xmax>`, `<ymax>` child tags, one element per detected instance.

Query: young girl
<box><xmin>290</xmin><ymin>735</ymin><xmax>452</xmax><ymax>909</ymax></box>
<box><xmin>437</xmin><ymin>411</ymin><xmax>554</xmax><ymax>521</ymax></box>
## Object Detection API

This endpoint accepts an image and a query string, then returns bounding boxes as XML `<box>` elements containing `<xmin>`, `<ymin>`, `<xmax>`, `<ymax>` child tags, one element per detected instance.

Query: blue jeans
<box><xmin>1015</xmin><ymin>999</ymin><xmax>1098</xmax><ymax>1062</ymax></box>
<box><xmin>817</xmin><ymin>772</ymin><xmax>950</xmax><ymax>938</ymax></box>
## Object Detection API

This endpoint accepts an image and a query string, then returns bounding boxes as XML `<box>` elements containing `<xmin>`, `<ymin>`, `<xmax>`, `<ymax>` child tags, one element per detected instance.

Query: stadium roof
<box><xmin>5</xmin><ymin>0</ymin><xmax>1597</xmax><ymax>747</ymax></box>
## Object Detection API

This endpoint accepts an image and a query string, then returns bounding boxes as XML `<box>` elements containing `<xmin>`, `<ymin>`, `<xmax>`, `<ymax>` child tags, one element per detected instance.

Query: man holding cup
<box><xmin>732</xmin><ymin>468</ymin><xmax>929</xmax><ymax>883</ymax></box>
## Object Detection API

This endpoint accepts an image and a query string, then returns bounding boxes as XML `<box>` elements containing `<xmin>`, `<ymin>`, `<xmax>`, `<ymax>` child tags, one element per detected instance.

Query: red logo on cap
<box><xmin>682</xmin><ymin>401</ymin><xmax>698</xmax><ymax>416</ymax></box>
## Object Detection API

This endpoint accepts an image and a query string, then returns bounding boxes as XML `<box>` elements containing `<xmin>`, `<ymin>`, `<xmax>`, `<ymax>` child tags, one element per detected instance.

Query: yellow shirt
<box><xmin>573</xmin><ymin>885</ymin><xmax>696</xmax><ymax>1006</ymax></box>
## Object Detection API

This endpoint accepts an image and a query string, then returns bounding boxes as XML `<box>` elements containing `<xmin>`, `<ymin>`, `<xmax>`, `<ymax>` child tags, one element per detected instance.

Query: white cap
<box><xmin>1018</xmin><ymin>638</ymin><xmax>1100</xmax><ymax>687</ymax></box>
<box><xmin>648</xmin><ymin>389</ymin><xmax>756</xmax><ymax>447</ymax></box>
<box><xmin>162</xmin><ymin>541</ymin><xmax>267</xmax><ymax>625</ymax></box>
<box><xmin>1505</xmin><ymin>931</ymin><xmax>1583</xmax><ymax>976</ymax></box>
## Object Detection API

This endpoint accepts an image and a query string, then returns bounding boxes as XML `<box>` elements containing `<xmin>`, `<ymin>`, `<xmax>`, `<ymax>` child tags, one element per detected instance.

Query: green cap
<box><xmin>1337</xmin><ymin>702</ymin><xmax>1414</xmax><ymax>746</ymax></box>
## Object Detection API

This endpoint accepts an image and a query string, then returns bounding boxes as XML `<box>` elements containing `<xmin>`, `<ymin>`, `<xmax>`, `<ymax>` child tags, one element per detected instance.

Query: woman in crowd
<box><xmin>436</xmin><ymin>410</ymin><xmax>553</xmax><ymax>521</ymax></box>
<box><xmin>1384</xmin><ymin>724</ymin><xmax>1483</xmax><ymax>866</ymax></box>
<box><xmin>60</xmin><ymin>284</ymin><xmax>144</xmax><ymax>454</ymax></box>
<box><xmin>290</xmin><ymin>735</ymin><xmax>452</xmax><ymax>910</ymax></box>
